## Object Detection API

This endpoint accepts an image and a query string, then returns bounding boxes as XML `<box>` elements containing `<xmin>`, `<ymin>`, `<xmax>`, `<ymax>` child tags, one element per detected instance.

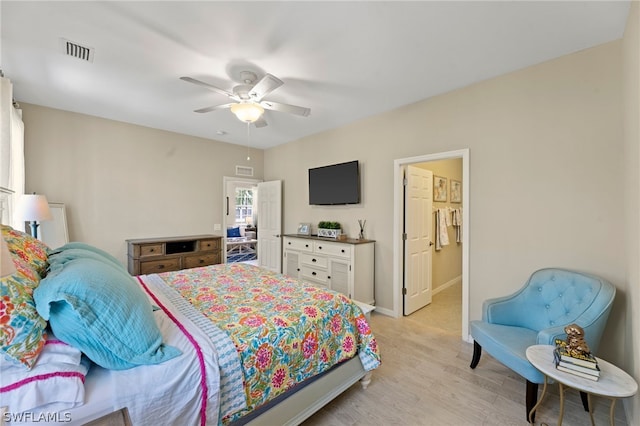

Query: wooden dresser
<box><xmin>126</xmin><ymin>234</ymin><xmax>222</xmax><ymax>275</ymax></box>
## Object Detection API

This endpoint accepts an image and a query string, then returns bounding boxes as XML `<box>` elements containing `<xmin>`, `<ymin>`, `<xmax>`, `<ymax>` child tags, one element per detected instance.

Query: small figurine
<box><xmin>564</xmin><ymin>323</ymin><xmax>591</xmax><ymax>357</ymax></box>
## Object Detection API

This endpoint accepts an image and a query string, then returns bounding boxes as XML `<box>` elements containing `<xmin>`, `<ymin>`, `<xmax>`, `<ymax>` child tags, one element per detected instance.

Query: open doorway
<box><xmin>223</xmin><ymin>177</ymin><xmax>260</xmax><ymax>265</ymax></box>
<box><xmin>393</xmin><ymin>149</ymin><xmax>470</xmax><ymax>341</ymax></box>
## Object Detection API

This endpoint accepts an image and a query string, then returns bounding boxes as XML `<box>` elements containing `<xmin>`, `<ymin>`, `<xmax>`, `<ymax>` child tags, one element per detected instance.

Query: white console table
<box><xmin>282</xmin><ymin>234</ymin><xmax>375</xmax><ymax>305</ymax></box>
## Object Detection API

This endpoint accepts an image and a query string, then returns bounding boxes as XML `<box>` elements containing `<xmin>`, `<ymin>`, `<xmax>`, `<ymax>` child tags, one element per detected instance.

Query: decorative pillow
<box><xmin>227</xmin><ymin>227</ymin><xmax>241</xmax><ymax>238</ymax></box>
<box><xmin>0</xmin><ymin>332</ymin><xmax>89</xmax><ymax>413</ymax></box>
<box><xmin>0</xmin><ymin>259</ymin><xmax>47</xmax><ymax>369</ymax></box>
<box><xmin>33</xmin><ymin>257</ymin><xmax>181</xmax><ymax>370</ymax></box>
<box><xmin>1</xmin><ymin>225</ymin><xmax>49</xmax><ymax>278</ymax></box>
<box><xmin>48</xmin><ymin>242</ymin><xmax>124</xmax><ymax>271</ymax></box>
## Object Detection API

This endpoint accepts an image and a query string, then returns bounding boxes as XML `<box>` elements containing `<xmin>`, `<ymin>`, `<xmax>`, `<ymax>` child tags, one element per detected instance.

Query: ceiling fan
<box><xmin>180</xmin><ymin>71</ymin><xmax>310</xmax><ymax>128</ymax></box>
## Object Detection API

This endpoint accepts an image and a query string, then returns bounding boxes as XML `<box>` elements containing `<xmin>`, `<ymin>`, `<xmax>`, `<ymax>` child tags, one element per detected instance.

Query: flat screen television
<box><xmin>309</xmin><ymin>160</ymin><xmax>360</xmax><ymax>205</ymax></box>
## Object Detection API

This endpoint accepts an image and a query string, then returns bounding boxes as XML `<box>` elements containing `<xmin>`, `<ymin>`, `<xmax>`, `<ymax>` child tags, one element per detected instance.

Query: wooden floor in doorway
<box><xmin>303</xmin><ymin>283</ymin><xmax>629</xmax><ymax>426</ymax></box>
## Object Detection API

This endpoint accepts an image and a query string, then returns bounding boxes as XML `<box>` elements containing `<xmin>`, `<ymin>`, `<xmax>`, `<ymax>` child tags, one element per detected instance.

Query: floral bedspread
<box><xmin>158</xmin><ymin>263</ymin><xmax>381</xmax><ymax>423</ymax></box>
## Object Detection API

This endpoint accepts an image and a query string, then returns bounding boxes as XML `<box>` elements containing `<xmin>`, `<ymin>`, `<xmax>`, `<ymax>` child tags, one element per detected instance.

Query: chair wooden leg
<box><xmin>580</xmin><ymin>391</ymin><xmax>589</xmax><ymax>411</ymax></box>
<box><xmin>470</xmin><ymin>341</ymin><xmax>482</xmax><ymax>368</ymax></box>
<box><xmin>526</xmin><ymin>380</ymin><xmax>538</xmax><ymax>422</ymax></box>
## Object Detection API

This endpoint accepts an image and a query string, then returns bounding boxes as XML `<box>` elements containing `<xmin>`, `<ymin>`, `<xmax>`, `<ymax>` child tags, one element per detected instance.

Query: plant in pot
<box><xmin>317</xmin><ymin>221</ymin><xmax>342</xmax><ymax>239</ymax></box>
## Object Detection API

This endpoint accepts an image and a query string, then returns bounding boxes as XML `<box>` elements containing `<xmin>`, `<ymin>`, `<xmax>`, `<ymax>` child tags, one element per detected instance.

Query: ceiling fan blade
<box><xmin>180</xmin><ymin>76</ymin><xmax>236</xmax><ymax>99</ymax></box>
<box><xmin>260</xmin><ymin>100</ymin><xmax>310</xmax><ymax>117</ymax></box>
<box><xmin>194</xmin><ymin>103</ymin><xmax>235</xmax><ymax>113</ymax></box>
<box><xmin>249</xmin><ymin>74</ymin><xmax>283</xmax><ymax>101</ymax></box>
<box><xmin>254</xmin><ymin>117</ymin><xmax>268</xmax><ymax>128</ymax></box>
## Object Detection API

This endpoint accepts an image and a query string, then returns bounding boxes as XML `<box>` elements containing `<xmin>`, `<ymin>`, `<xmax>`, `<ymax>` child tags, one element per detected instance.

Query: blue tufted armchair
<box><xmin>469</xmin><ymin>268</ymin><xmax>616</xmax><ymax>421</ymax></box>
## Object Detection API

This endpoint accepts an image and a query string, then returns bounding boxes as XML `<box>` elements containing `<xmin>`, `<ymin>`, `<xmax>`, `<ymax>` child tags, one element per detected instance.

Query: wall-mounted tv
<box><xmin>309</xmin><ymin>160</ymin><xmax>360</xmax><ymax>205</ymax></box>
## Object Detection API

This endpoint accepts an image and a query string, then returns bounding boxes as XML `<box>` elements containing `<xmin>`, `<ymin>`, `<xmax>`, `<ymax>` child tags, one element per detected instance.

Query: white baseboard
<box><xmin>373</xmin><ymin>306</ymin><xmax>396</xmax><ymax>318</ymax></box>
<box><xmin>432</xmin><ymin>275</ymin><xmax>462</xmax><ymax>296</ymax></box>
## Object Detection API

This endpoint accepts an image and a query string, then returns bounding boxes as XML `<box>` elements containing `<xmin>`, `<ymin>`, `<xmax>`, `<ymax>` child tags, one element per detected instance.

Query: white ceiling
<box><xmin>0</xmin><ymin>1</ymin><xmax>631</xmax><ymax>149</ymax></box>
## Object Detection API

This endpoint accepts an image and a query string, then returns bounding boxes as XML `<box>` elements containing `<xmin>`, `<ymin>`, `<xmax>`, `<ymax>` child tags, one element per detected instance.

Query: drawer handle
<box><xmin>318</xmin><ymin>246</ymin><xmax>322</xmax><ymax>250</ymax></box>
<box><xmin>312</xmin><ymin>271</ymin><xmax>317</xmax><ymax>276</ymax></box>
<box><xmin>312</xmin><ymin>258</ymin><xmax>317</xmax><ymax>262</ymax></box>
<box><xmin>288</xmin><ymin>242</ymin><xmax>291</xmax><ymax>245</ymax></box>
<box><xmin>341</xmin><ymin>249</ymin><xmax>345</xmax><ymax>253</ymax></box>
<box><xmin>158</xmin><ymin>264</ymin><xmax>164</xmax><ymax>269</ymax></box>
<box><xmin>150</xmin><ymin>248</ymin><xmax>155</xmax><ymax>252</ymax></box>
<box><xmin>305</xmin><ymin>244</ymin><xmax>309</xmax><ymax>248</ymax></box>
<box><xmin>199</xmin><ymin>259</ymin><xmax>204</xmax><ymax>264</ymax></box>
<box><xmin>328</xmin><ymin>276</ymin><xmax>331</xmax><ymax>279</ymax></box>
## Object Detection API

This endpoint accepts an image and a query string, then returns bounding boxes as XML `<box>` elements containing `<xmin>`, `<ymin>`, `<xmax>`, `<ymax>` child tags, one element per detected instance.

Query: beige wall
<box><xmin>623</xmin><ymin>1</ymin><xmax>639</xmax><ymax>424</ymax></box>
<box><xmin>265</xmin><ymin>40</ymin><xmax>624</xmax><ymax>353</ymax></box>
<box><xmin>21</xmin><ymin>104</ymin><xmax>264</xmax><ymax>264</ymax></box>
<box><xmin>416</xmin><ymin>159</ymin><xmax>463</xmax><ymax>291</ymax></box>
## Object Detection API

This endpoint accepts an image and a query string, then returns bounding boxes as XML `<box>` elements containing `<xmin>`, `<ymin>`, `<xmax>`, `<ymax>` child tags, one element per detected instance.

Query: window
<box><xmin>0</xmin><ymin>76</ymin><xmax>25</xmax><ymax>229</ymax></box>
<box><xmin>235</xmin><ymin>188</ymin><xmax>254</xmax><ymax>224</ymax></box>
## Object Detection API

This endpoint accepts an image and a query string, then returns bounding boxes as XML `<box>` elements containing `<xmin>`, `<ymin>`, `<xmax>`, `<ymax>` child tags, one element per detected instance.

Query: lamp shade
<box><xmin>1</xmin><ymin>236</ymin><xmax>16</xmax><ymax>278</ymax></box>
<box><xmin>230</xmin><ymin>102</ymin><xmax>264</xmax><ymax>123</ymax></box>
<box><xmin>18</xmin><ymin>194</ymin><xmax>53</xmax><ymax>222</ymax></box>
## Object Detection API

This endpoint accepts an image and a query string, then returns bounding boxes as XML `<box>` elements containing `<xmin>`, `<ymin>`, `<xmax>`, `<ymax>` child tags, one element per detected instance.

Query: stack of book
<box><xmin>553</xmin><ymin>340</ymin><xmax>600</xmax><ymax>381</ymax></box>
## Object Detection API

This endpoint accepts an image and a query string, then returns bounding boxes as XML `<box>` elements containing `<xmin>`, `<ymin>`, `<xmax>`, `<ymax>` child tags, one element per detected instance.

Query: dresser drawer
<box><xmin>139</xmin><ymin>258</ymin><xmax>180</xmax><ymax>274</ymax></box>
<box><xmin>200</xmin><ymin>239</ymin><xmax>221</xmax><ymax>251</ymax></box>
<box><xmin>300</xmin><ymin>266</ymin><xmax>329</xmax><ymax>285</ymax></box>
<box><xmin>140</xmin><ymin>244</ymin><xmax>164</xmax><ymax>257</ymax></box>
<box><xmin>184</xmin><ymin>253</ymin><xmax>220</xmax><ymax>269</ymax></box>
<box><xmin>284</xmin><ymin>237</ymin><xmax>313</xmax><ymax>252</ymax></box>
<box><xmin>313</xmin><ymin>241</ymin><xmax>350</xmax><ymax>258</ymax></box>
<box><xmin>300</xmin><ymin>253</ymin><xmax>328</xmax><ymax>268</ymax></box>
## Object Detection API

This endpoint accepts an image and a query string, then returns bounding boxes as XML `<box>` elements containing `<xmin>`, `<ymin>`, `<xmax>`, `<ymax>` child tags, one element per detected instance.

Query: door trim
<box><xmin>392</xmin><ymin>149</ymin><xmax>470</xmax><ymax>342</ymax></box>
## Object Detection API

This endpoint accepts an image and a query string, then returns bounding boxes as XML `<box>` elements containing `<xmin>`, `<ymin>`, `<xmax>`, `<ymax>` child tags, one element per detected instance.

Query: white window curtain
<box><xmin>0</xmin><ymin>76</ymin><xmax>25</xmax><ymax>229</ymax></box>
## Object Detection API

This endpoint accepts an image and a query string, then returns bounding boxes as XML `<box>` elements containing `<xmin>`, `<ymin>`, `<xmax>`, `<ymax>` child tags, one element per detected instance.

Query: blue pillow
<box><xmin>227</xmin><ymin>227</ymin><xmax>241</xmax><ymax>238</ymax></box>
<box><xmin>49</xmin><ymin>242</ymin><xmax>123</xmax><ymax>270</ymax></box>
<box><xmin>48</xmin><ymin>248</ymin><xmax>125</xmax><ymax>272</ymax></box>
<box><xmin>33</xmin><ymin>257</ymin><xmax>181</xmax><ymax>370</ymax></box>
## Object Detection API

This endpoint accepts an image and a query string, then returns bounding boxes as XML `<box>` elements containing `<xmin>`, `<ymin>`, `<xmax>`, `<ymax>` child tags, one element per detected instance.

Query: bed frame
<box><xmin>243</xmin><ymin>356</ymin><xmax>371</xmax><ymax>425</ymax></box>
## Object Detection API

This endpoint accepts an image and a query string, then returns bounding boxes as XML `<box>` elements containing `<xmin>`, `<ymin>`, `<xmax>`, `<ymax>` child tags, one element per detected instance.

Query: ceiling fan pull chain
<box><xmin>246</xmin><ymin>122</ymin><xmax>251</xmax><ymax>161</ymax></box>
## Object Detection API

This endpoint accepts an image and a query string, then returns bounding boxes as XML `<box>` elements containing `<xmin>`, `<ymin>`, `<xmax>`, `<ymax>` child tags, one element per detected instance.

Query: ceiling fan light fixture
<box><xmin>230</xmin><ymin>102</ymin><xmax>264</xmax><ymax>123</ymax></box>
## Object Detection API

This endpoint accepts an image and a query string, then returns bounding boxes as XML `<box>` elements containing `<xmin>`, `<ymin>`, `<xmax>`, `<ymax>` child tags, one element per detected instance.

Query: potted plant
<box><xmin>317</xmin><ymin>221</ymin><xmax>342</xmax><ymax>239</ymax></box>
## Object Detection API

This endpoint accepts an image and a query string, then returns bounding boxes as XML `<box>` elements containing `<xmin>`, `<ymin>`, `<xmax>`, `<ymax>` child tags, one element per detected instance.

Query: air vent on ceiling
<box><xmin>235</xmin><ymin>166</ymin><xmax>254</xmax><ymax>177</ymax></box>
<box><xmin>60</xmin><ymin>38</ymin><xmax>94</xmax><ymax>62</ymax></box>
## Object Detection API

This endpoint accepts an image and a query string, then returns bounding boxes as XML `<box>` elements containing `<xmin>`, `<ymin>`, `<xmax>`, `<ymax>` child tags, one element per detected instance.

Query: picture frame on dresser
<box><xmin>297</xmin><ymin>222</ymin><xmax>311</xmax><ymax>235</ymax></box>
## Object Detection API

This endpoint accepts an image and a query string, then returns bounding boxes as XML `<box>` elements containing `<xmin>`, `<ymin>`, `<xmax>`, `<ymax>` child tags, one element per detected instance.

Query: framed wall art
<box><xmin>433</xmin><ymin>176</ymin><xmax>448</xmax><ymax>202</ymax></box>
<box><xmin>450</xmin><ymin>180</ymin><xmax>462</xmax><ymax>203</ymax></box>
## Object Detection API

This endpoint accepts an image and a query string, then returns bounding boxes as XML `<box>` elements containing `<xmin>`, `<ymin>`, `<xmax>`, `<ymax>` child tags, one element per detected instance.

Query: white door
<box><xmin>403</xmin><ymin>165</ymin><xmax>433</xmax><ymax>315</ymax></box>
<box><xmin>257</xmin><ymin>180</ymin><xmax>282</xmax><ymax>272</ymax></box>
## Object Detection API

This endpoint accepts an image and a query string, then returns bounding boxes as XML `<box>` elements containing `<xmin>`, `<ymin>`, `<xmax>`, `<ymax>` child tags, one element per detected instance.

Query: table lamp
<box><xmin>18</xmin><ymin>194</ymin><xmax>52</xmax><ymax>239</ymax></box>
<box><xmin>1</xmin><ymin>236</ymin><xmax>16</xmax><ymax>277</ymax></box>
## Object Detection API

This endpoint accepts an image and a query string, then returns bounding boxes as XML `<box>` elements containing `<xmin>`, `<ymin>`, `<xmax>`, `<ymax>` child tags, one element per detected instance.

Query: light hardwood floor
<box><xmin>303</xmin><ymin>284</ymin><xmax>629</xmax><ymax>426</ymax></box>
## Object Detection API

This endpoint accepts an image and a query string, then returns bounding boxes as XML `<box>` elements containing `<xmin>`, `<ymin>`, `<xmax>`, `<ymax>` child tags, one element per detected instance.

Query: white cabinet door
<box><xmin>328</xmin><ymin>259</ymin><xmax>351</xmax><ymax>298</ymax></box>
<box><xmin>283</xmin><ymin>250</ymin><xmax>300</xmax><ymax>279</ymax></box>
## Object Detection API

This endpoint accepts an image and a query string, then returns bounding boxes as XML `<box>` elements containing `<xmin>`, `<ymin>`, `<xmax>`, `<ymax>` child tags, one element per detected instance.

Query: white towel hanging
<box><xmin>437</xmin><ymin>208</ymin><xmax>449</xmax><ymax>249</ymax></box>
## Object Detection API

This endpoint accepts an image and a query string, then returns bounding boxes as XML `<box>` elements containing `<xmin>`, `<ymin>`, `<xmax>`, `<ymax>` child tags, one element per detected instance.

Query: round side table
<box><xmin>526</xmin><ymin>345</ymin><xmax>637</xmax><ymax>426</ymax></box>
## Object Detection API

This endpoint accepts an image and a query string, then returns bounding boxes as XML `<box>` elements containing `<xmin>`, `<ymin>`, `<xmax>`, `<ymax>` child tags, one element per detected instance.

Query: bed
<box><xmin>0</xmin><ymin>225</ymin><xmax>381</xmax><ymax>425</ymax></box>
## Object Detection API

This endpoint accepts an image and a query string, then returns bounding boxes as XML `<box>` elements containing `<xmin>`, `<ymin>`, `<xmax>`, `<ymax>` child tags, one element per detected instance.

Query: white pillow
<box><xmin>0</xmin><ymin>333</ymin><xmax>90</xmax><ymax>413</ymax></box>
